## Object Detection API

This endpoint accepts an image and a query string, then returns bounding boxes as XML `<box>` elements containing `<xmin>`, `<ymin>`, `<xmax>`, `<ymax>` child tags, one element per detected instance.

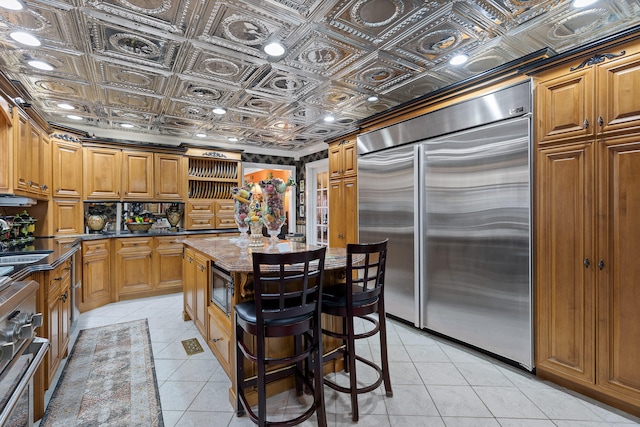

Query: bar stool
<box><xmin>235</xmin><ymin>247</ymin><xmax>327</xmax><ymax>427</ymax></box>
<box><xmin>321</xmin><ymin>239</ymin><xmax>392</xmax><ymax>422</ymax></box>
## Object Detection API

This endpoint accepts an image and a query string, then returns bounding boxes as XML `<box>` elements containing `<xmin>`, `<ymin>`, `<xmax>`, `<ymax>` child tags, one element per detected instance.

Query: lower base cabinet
<box><xmin>44</xmin><ymin>257</ymin><xmax>71</xmax><ymax>387</ymax></box>
<box><xmin>81</xmin><ymin>239</ymin><xmax>112</xmax><ymax>312</ymax></box>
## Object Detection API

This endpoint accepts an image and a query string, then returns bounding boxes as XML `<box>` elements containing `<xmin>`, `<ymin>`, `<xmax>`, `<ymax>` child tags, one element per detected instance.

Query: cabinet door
<box><xmin>597</xmin><ymin>136</ymin><xmax>640</xmax><ymax>404</ymax></box>
<box><xmin>328</xmin><ymin>143</ymin><xmax>343</xmax><ymax>180</ymax></box>
<box><xmin>14</xmin><ymin>110</ymin><xmax>31</xmax><ymax>194</ymax></box>
<box><xmin>343</xmin><ymin>176</ymin><xmax>358</xmax><ymax>245</ymax></box>
<box><xmin>214</xmin><ymin>200</ymin><xmax>235</xmax><ymax>229</ymax></box>
<box><xmin>82</xmin><ymin>239</ymin><xmax>112</xmax><ymax>311</ymax></box>
<box><xmin>84</xmin><ymin>147</ymin><xmax>122</xmax><ymax>199</ymax></box>
<box><xmin>537</xmin><ymin>68</ymin><xmax>595</xmax><ymax>145</ymax></box>
<box><xmin>153</xmin><ymin>236</ymin><xmax>183</xmax><ymax>291</ymax></box>
<box><xmin>52</xmin><ymin>140</ymin><xmax>82</xmax><ymax>198</ymax></box>
<box><xmin>598</xmin><ymin>51</ymin><xmax>640</xmax><ymax>135</ymax></box>
<box><xmin>0</xmin><ymin>106</ymin><xmax>11</xmax><ymax>194</ymax></box>
<box><xmin>194</xmin><ymin>252</ymin><xmax>209</xmax><ymax>338</ymax></box>
<box><xmin>328</xmin><ymin>179</ymin><xmax>345</xmax><ymax>248</ymax></box>
<box><xmin>53</xmin><ymin>199</ymin><xmax>83</xmax><ymax>235</ymax></box>
<box><xmin>183</xmin><ymin>246</ymin><xmax>195</xmax><ymax>321</ymax></box>
<box><xmin>46</xmin><ymin>282</ymin><xmax>61</xmax><ymax>385</ymax></box>
<box><xmin>342</xmin><ymin>141</ymin><xmax>357</xmax><ymax>177</ymax></box>
<box><xmin>39</xmin><ymin>132</ymin><xmax>51</xmax><ymax>197</ymax></box>
<box><xmin>115</xmin><ymin>238</ymin><xmax>153</xmax><ymax>299</ymax></box>
<box><xmin>155</xmin><ymin>153</ymin><xmax>183</xmax><ymax>200</ymax></box>
<box><xmin>535</xmin><ymin>142</ymin><xmax>596</xmax><ymax>385</ymax></box>
<box><xmin>122</xmin><ymin>150</ymin><xmax>153</xmax><ymax>199</ymax></box>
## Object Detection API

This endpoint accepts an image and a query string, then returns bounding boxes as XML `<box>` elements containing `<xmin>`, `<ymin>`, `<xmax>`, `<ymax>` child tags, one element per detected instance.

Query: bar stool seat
<box><xmin>321</xmin><ymin>239</ymin><xmax>392</xmax><ymax>422</ymax></box>
<box><xmin>235</xmin><ymin>247</ymin><xmax>327</xmax><ymax>427</ymax></box>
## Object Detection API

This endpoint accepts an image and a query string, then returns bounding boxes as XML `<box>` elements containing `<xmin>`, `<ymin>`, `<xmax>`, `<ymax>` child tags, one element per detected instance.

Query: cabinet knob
<box><xmin>598</xmin><ymin>259</ymin><xmax>605</xmax><ymax>270</ymax></box>
<box><xmin>583</xmin><ymin>258</ymin><xmax>590</xmax><ymax>268</ymax></box>
<box><xmin>598</xmin><ymin>116</ymin><xmax>604</xmax><ymax>126</ymax></box>
<box><xmin>583</xmin><ymin>118</ymin><xmax>589</xmax><ymax>129</ymax></box>
<box><xmin>56</xmin><ymin>188</ymin><xmax>60</xmax><ymax>193</ymax></box>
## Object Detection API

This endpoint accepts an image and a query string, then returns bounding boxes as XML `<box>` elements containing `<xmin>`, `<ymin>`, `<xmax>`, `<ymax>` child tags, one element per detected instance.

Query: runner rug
<box><xmin>40</xmin><ymin>319</ymin><xmax>164</xmax><ymax>426</ymax></box>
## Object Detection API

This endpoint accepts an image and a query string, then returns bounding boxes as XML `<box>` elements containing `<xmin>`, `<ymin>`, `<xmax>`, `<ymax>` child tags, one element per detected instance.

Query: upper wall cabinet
<box><xmin>328</xmin><ymin>138</ymin><xmax>357</xmax><ymax>180</ymax></box>
<box><xmin>52</xmin><ymin>136</ymin><xmax>83</xmax><ymax>198</ymax></box>
<box><xmin>154</xmin><ymin>153</ymin><xmax>184</xmax><ymax>201</ymax></box>
<box><xmin>13</xmin><ymin>108</ymin><xmax>51</xmax><ymax>198</ymax></box>
<box><xmin>122</xmin><ymin>150</ymin><xmax>154</xmax><ymax>200</ymax></box>
<box><xmin>536</xmin><ymin>49</ymin><xmax>640</xmax><ymax>145</ymax></box>
<box><xmin>83</xmin><ymin>146</ymin><xmax>122</xmax><ymax>200</ymax></box>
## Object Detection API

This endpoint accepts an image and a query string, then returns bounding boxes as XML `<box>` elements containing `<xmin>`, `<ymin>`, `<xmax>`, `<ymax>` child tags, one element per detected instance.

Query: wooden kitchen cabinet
<box><xmin>52</xmin><ymin>137</ymin><xmax>82</xmax><ymax>198</ymax></box>
<box><xmin>153</xmin><ymin>236</ymin><xmax>183</xmax><ymax>293</ymax></box>
<box><xmin>328</xmin><ymin>176</ymin><xmax>357</xmax><ymax>248</ymax></box>
<box><xmin>83</xmin><ymin>146</ymin><xmax>122</xmax><ymax>200</ymax></box>
<box><xmin>81</xmin><ymin>239</ymin><xmax>112</xmax><ymax>312</ymax></box>
<box><xmin>208</xmin><ymin>304</ymin><xmax>232</xmax><ymax>378</ymax></box>
<box><xmin>193</xmin><ymin>251</ymin><xmax>209</xmax><ymax>338</ymax></box>
<box><xmin>122</xmin><ymin>150</ymin><xmax>154</xmax><ymax>200</ymax></box>
<box><xmin>328</xmin><ymin>135</ymin><xmax>358</xmax><ymax>248</ymax></box>
<box><xmin>534</xmin><ymin>43</ymin><xmax>640</xmax><ymax>416</ymax></box>
<box><xmin>154</xmin><ymin>152</ymin><xmax>184</xmax><ymax>200</ymax></box>
<box><xmin>114</xmin><ymin>237</ymin><xmax>154</xmax><ymax>299</ymax></box>
<box><xmin>328</xmin><ymin>138</ymin><xmax>357</xmax><ymax>180</ymax></box>
<box><xmin>44</xmin><ymin>257</ymin><xmax>72</xmax><ymax>387</ymax></box>
<box><xmin>13</xmin><ymin>110</ymin><xmax>51</xmax><ymax>198</ymax></box>
<box><xmin>183</xmin><ymin>245</ymin><xmax>196</xmax><ymax>321</ymax></box>
<box><xmin>52</xmin><ymin>199</ymin><xmax>84</xmax><ymax>235</ymax></box>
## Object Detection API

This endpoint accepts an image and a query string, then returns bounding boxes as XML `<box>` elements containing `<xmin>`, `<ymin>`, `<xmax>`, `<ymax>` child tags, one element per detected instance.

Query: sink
<box><xmin>0</xmin><ymin>251</ymin><xmax>53</xmax><ymax>265</ymax></box>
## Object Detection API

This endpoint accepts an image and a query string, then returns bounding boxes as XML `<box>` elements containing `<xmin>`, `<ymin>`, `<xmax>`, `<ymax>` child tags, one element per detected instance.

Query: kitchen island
<box><xmin>181</xmin><ymin>235</ymin><xmax>350</xmax><ymax>409</ymax></box>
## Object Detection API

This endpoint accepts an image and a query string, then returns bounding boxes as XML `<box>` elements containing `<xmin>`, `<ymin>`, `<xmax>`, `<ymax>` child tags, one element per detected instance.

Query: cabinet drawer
<box><xmin>188</xmin><ymin>201</ymin><xmax>215</xmax><ymax>214</ymax></box>
<box><xmin>186</xmin><ymin>214</ymin><xmax>215</xmax><ymax>230</ymax></box>
<box><xmin>208</xmin><ymin>306</ymin><xmax>231</xmax><ymax>376</ymax></box>
<box><xmin>215</xmin><ymin>216</ymin><xmax>236</xmax><ymax>229</ymax></box>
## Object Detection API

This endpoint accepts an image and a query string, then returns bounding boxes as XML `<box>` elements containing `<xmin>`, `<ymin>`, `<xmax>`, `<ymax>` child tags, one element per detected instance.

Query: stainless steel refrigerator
<box><xmin>358</xmin><ymin>82</ymin><xmax>533</xmax><ymax>370</ymax></box>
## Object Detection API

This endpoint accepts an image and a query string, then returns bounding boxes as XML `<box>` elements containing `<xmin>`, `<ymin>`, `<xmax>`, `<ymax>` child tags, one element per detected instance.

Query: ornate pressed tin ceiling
<box><xmin>0</xmin><ymin>0</ymin><xmax>639</xmax><ymax>153</ymax></box>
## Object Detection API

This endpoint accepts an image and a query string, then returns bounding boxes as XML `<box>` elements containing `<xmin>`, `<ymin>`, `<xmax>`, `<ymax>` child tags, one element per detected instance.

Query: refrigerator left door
<box><xmin>358</xmin><ymin>144</ymin><xmax>419</xmax><ymax>325</ymax></box>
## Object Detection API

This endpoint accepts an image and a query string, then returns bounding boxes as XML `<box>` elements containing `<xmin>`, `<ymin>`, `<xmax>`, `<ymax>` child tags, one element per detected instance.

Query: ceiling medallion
<box><xmin>299</xmin><ymin>44</ymin><xmax>342</xmax><ymax>67</ymax></box>
<box><xmin>1</xmin><ymin>7</ymin><xmax>49</xmax><ymax>32</ymax></box>
<box><xmin>271</xmin><ymin>75</ymin><xmax>303</xmax><ymax>92</ymax></box>
<box><xmin>187</xmin><ymin>86</ymin><xmax>221</xmax><ymax>100</ymax></box>
<box><xmin>114</xmin><ymin>70</ymin><xmax>153</xmax><ymax>86</ymax></box>
<box><xmin>179</xmin><ymin>105</ymin><xmax>207</xmax><ymax>117</ymax></box>
<box><xmin>418</xmin><ymin>29</ymin><xmax>462</xmax><ymax>55</ymax></box>
<box><xmin>246</xmin><ymin>98</ymin><xmax>275</xmax><ymax>111</ymax></box>
<box><xmin>359</xmin><ymin>67</ymin><xmax>395</xmax><ymax>84</ymax></box>
<box><xmin>115</xmin><ymin>93</ymin><xmax>148</xmax><ymax>107</ymax></box>
<box><xmin>35</xmin><ymin>80</ymin><xmax>78</xmax><ymax>95</ymax></box>
<box><xmin>116</xmin><ymin>0</ymin><xmax>172</xmax><ymax>15</ymax></box>
<box><xmin>112</xmin><ymin>110</ymin><xmax>146</xmax><ymax>120</ymax></box>
<box><xmin>221</xmin><ymin>15</ymin><xmax>269</xmax><ymax>46</ymax></box>
<box><xmin>110</xmin><ymin>33</ymin><xmax>160</xmax><ymax>58</ymax></box>
<box><xmin>202</xmin><ymin>58</ymin><xmax>240</xmax><ymax>77</ymax></box>
<box><xmin>324</xmin><ymin>90</ymin><xmax>352</xmax><ymax>104</ymax></box>
<box><xmin>551</xmin><ymin>9</ymin><xmax>609</xmax><ymax>38</ymax></box>
<box><xmin>351</xmin><ymin>0</ymin><xmax>404</xmax><ymax>28</ymax></box>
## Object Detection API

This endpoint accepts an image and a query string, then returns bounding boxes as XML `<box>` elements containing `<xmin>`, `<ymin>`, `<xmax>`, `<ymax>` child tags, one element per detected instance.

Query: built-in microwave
<box><xmin>211</xmin><ymin>263</ymin><xmax>232</xmax><ymax>316</ymax></box>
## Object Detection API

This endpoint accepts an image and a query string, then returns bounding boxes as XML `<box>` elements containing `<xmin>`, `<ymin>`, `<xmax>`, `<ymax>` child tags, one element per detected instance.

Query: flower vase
<box><xmin>259</xmin><ymin>177</ymin><xmax>294</xmax><ymax>245</ymax></box>
<box><xmin>249</xmin><ymin>221</ymin><xmax>264</xmax><ymax>247</ymax></box>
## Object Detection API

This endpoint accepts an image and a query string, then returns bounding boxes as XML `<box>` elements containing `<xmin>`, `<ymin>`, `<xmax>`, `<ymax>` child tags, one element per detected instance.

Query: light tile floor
<box><xmin>43</xmin><ymin>293</ymin><xmax>640</xmax><ymax>427</ymax></box>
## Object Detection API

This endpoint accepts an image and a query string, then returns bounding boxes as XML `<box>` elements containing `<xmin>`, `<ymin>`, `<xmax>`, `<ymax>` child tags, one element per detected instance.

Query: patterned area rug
<box><xmin>40</xmin><ymin>319</ymin><xmax>164</xmax><ymax>427</ymax></box>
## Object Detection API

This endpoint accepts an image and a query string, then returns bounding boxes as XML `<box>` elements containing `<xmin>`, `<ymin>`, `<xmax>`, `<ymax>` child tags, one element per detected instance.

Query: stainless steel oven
<box><xmin>0</xmin><ymin>280</ymin><xmax>48</xmax><ymax>427</ymax></box>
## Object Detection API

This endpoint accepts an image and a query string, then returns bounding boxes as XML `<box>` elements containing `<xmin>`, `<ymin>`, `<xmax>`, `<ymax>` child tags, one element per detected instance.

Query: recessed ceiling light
<box><xmin>66</xmin><ymin>115</ymin><xmax>82</xmax><ymax>120</ymax></box>
<box><xmin>28</xmin><ymin>60</ymin><xmax>53</xmax><ymax>71</ymax></box>
<box><xmin>0</xmin><ymin>0</ymin><xmax>23</xmax><ymax>10</ymax></box>
<box><xmin>212</xmin><ymin>107</ymin><xmax>226</xmax><ymax>115</ymax></box>
<box><xmin>196</xmin><ymin>133</ymin><xmax>206</xmax><ymax>138</ymax></box>
<box><xmin>120</xmin><ymin>123</ymin><xmax>134</xmax><ymax>128</ymax></box>
<box><xmin>10</xmin><ymin>31</ymin><xmax>41</xmax><ymax>47</ymax></box>
<box><xmin>228</xmin><ymin>137</ymin><xmax>239</xmax><ymax>142</ymax></box>
<box><xmin>323</xmin><ymin>115</ymin><xmax>335</xmax><ymax>123</ymax></box>
<box><xmin>449</xmin><ymin>54</ymin><xmax>469</xmax><ymax>66</ymax></box>
<box><xmin>57</xmin><ymin>103</ymin><xmax>74</xmax><ymax>110</ymax></box>
<box><xmin>263</xmin><ymin>41</ymin><xmax>286</xmax><ymax>57</ymax></box>
<box><xmin>367</xmin><ymin>95</ymin><xmax>379</xmax><ymax>102</ymax></box>
<box><xmin>572</xmin><ymin>0</ymin><xmax>597</xmax><ymax>7</ymax></box>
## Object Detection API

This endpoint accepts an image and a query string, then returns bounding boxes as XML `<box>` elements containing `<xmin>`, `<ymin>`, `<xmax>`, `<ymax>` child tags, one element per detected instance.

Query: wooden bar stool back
<box><xmin>321</xmin><ymin>239</ymin><xmax>392</xmax><ymax>422</ymax></box>
<box><xmin>235</xmin><ymin>247</ymin><xmax>327</xmax><ymax>427</ymax></box>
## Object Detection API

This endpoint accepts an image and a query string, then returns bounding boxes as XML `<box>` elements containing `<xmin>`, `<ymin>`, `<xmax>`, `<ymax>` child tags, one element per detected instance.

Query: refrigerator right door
<box><xmin>420</xmin><ymin>116</ymin><xmax>532</xmax><ymax>369</ymax></box>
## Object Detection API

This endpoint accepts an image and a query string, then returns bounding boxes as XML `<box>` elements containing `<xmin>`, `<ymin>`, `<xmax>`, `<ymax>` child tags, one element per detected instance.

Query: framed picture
<box><xmin>299</xmin><ymin>193</ymin><xmax>304</xmax><ymax>205</ymax></box>
<box><xmin>299</xmin><ymin>205</ymin><xmax>305</xmax><ymax>218</ymax></box>
<box><xmin>299</xmin><ymin>180</ymin><xmax>305</xmax><ymax>192</ymax></box>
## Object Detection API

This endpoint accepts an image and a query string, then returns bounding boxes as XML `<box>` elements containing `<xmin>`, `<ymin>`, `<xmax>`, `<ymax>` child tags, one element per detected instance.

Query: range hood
<box><xmin>0</xmin><ymin>196</ymin><xmax>37</xmax><ymax>207</ymax></box>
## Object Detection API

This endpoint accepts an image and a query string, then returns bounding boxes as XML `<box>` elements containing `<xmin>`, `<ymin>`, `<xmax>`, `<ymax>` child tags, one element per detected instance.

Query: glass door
<box><xmin>315</xmin><ymin>171</ymin><xmax>328</xmax><ymax>246</ymax></box>
<box><xmin>304</xmin><ymin>159</ymin><xmax>328</xmax><ymax>246</ymax></box>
